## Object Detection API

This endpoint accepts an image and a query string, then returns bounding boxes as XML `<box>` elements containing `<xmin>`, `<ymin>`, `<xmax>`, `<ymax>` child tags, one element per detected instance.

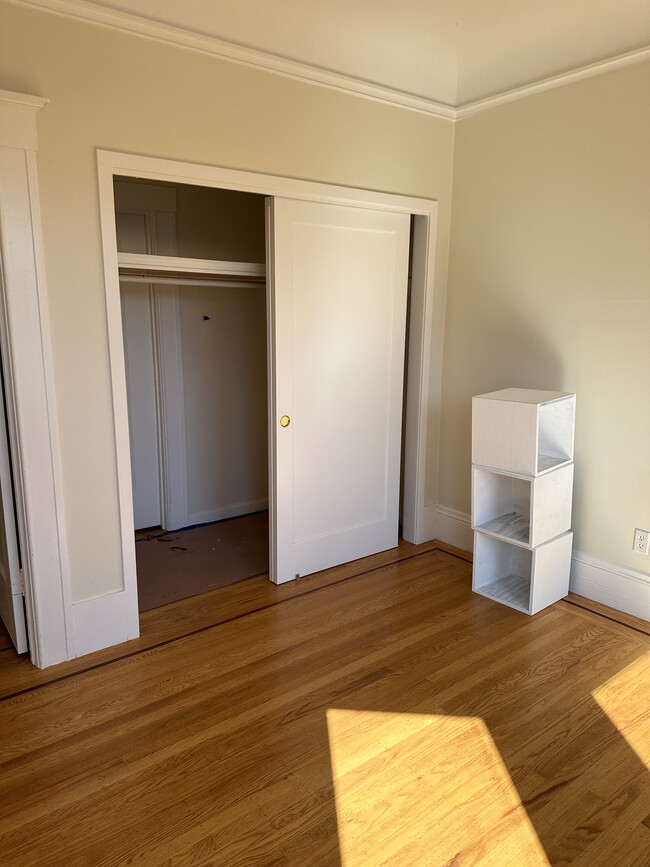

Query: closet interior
<box><xmin>115</xmin><ymin>178</ymin><xmax>269</xmax><ymax>611</ymax></box>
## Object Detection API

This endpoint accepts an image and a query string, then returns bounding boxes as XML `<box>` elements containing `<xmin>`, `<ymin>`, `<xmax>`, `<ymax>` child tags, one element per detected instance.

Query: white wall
<box><xmin>441</xmin><ymin>63</ymin><xmax>650</xmax><ymax>590</ymax></box>
<box><xmin>181</xmin><ymin>283</ymin><xmax>268</xmax><ymax>524</ymax></box>
<box><xmin>0</xmin><ymin>1</ymin><xmax>454</xmax><ymax>604</ymax></box>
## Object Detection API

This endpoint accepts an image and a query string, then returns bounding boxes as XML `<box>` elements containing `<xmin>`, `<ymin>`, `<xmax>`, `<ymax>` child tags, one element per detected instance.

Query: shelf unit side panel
<box><xmin>529</xmin><ymin>531</ymin><xmax>573</xmax><ymax>614</ymax></box>
<box><xmin>529</xmin><ymin>463</ymin><xmax>574</xmax><ymax>547</ymax></box>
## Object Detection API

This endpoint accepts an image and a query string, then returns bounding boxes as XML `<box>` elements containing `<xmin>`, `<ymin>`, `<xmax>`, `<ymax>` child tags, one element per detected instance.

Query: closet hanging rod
<box><xmin>118</xmin><ymin>273</ymin><xmax>264</xmax><ymax>289</ymax></box>
<box><xmin>117</xmin><ymin>251</ymin><xmax>266</xmax><ymax>279</ymax></box>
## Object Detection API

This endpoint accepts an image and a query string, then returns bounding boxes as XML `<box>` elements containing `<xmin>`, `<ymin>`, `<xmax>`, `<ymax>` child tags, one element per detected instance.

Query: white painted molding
<box><xmin>0</xmin><ymin>89</ymin><xmax>49</xmax><ymax>111</ymax></box>
<box><xmin>72</xmin><ymin>590</ymin><xmax>135</xmax><ymax>656</ymax></box>
<box><xmin>10</xmin><ymin>2</ymin><xmax>650</xmax><ymax>121</ymax></box>
<box><xmin>0</xmin><ymin>91</ymin><xmax>73</xmax><ymax>667</ymax></box>
<box><xmin>456</xmin><ymin>47</ymin><xmax>650</xmax><ymax>119</ymax></box>
<box><xmin>433</xmin><ymin>502</ymin><xmax>650</xmax><ymax>622</ymax></box>
<box><xmin>10</xmin><ymin>0</ymin><xmax>457</xmax><ymax>119</ymax></box>
<box><xmin>570</xmin><ymin>551</ymin><xmax>650</xmax><ymax>622</ymax></box>
<box><xmin>188</xmin><ymin>499</ymin><xmax>269</xmax><ymax>529</ymax></box>
<box><xmin>0</xmin><ymin>89</ymin><xmax>48</xmax><ymax>150</ymax></box>
<box><xmin>435</xmin><ymin>505</ymin><xmax>474</xmax><ymax>553</ymax></box>
<box><xmin>416</xmin><ymin>503</ymin><xmax>439</xmax><ymax>544</ymax></box>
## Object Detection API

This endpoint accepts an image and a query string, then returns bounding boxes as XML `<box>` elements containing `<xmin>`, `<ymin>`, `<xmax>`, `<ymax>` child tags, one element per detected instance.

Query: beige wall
<box><xmin>441</xmin><ymin>62</ymin><xmax>650</xmax><ymax>573</ymax></box>
<box><xmin>0</xmin><ymin>3</ymin><xmax>454</xmax><ymax>602</ymax></box>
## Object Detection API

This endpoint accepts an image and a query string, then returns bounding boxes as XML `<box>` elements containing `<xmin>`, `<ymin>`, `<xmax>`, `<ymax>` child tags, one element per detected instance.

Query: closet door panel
<box><xmin>268</xmin><ymin>198</ymin><xmax>410</xmax><ymax>583</ymax></box>
<box><xmin>121</xmin><ymin>282</ymin><xmax>161</xmax><ymax>530</ymax></box>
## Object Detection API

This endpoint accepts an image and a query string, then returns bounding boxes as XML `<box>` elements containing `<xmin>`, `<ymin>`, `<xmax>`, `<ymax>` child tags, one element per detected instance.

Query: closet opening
<box><xmin>115</xmin><ymin>177</ymin><xmax>269</xmax><ymax>612</ymax></box>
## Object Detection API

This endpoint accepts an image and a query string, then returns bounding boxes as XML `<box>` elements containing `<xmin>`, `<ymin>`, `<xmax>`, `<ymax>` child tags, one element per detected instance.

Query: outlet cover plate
<box><xmin>633</xmin><ymin>528</ymin><xmax>649</xmax><ymax>555</ymax></box>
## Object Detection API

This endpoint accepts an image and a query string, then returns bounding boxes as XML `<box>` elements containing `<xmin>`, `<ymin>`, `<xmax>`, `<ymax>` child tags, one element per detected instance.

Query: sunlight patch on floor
<box><xmin>326</xmin><ymin>708</ymin><xmax>548</xmax><ymax>866</ymax></box>
<box><xmin>591</xmin><ymin>650</ymin><xmax>650</xmax><ymax>769</ymax></box>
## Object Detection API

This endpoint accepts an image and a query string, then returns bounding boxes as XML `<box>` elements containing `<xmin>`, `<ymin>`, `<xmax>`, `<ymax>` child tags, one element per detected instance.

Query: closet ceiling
<box><xmin>29</xmin><ymin>0</ymin><xmax>650</xmax><ymax>106</ymax></box>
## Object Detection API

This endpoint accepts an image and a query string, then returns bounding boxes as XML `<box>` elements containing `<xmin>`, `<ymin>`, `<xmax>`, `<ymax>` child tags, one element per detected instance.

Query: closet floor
<box><xmin>135</xmin><ymin>511</ymin><xmax>269</xmax><ymax>612</ymax></box>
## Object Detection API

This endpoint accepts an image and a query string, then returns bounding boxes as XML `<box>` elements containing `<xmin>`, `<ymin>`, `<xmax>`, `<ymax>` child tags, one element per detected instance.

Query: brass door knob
<box><xmin>280</xmin><ymin>415</ymin><xmax>291</xmax><ymax>428</ymax></box>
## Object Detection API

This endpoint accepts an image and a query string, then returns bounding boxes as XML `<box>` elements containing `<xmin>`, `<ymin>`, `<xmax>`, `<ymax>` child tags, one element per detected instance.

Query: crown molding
<box><xmin>7</xmin><ymin>0</ymin><xmax>458</xmax><ymax>119</ymax></box>
<box><xmin>456</xmin><ymin>46</ymin><xmax>650</xmax><ymax>119</ymax></box>
<box><xmin>0</xmin><ymin>89</ymin><xmax>49</xmax><ymax>110</ymax></box>
<box><xmin>0</xmin><ymin>89</ymin><xmax>49</xmax><ymax>149</ymax></box>
<box><xmin>8</xmin><ymin>1</ymin><xmax>650</xmax><ymax>122</ymax></box>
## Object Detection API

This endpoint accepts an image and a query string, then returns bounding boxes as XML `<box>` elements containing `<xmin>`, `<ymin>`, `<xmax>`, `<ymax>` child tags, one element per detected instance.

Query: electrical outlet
<box><xmin>633</xmin><ymin>528</ymin><xmax>649</xmax><ymax>555</ymax></box>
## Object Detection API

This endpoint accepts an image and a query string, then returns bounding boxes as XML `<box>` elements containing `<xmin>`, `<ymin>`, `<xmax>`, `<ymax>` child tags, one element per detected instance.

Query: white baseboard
<box><xmin>72</xmin><ymin>589</ymin><xmax>138</xmax><ymax>657</ymax></box>
<box><xmin>433</xmin><ymin>504</ymin><xmax>649</xmax><ymax>622</ymax></box>
<box><xmin>434</xmin><ymin>505</ymin><xmax>473</xmax><ymax>552</ymax></box>
<box><xmin>570</xmin><ymin>552</ymin><xmax>650</xmax><ymax>622</ymax></box>
<box><xmin>188</xmin><ymin>498</ymin><xmax>268</xmax><ymax>527</ymax></box>
<box><xmin>70</xmin><ymin>506</ymin><xmax>648</xmax><ymax>661</ymax></box>
<box><xmin>410</xmin><ymin>503</ymin><xmax>438</xmax><ymax>544</ymax></box>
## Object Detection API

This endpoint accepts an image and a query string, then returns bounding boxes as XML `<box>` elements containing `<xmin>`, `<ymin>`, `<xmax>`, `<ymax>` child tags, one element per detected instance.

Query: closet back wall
<box><xmin>177</xmin><ymin>186</ymin><xmax>268</xmax><ymax>525</ymax></box>
<box><xmin>181</xmin><ymin>282</ymin><xmax>268</xmax><ymax>526</ymax></box>
<box><xmin>119</xmin><ymin>181</ymin><xmax>268</xmax><ymax>528</ymax></box>
<box><xmin>175</xmin><ymin>185</ymin><xmax>265</xmax><ymax>262</ymax></box>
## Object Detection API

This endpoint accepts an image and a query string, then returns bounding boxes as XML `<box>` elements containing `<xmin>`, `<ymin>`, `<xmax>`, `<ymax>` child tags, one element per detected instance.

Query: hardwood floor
<box><xmin>0</xmin><ymin>545</ymin><xmax>648</xmax><ymax>865</ymax></box>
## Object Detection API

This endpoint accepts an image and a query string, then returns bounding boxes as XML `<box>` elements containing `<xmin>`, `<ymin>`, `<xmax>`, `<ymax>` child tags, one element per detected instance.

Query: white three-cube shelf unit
<box><xmin>471</xmin><ymin>388</ymin><xmax>576</xmax><ymax>615</ymax></box>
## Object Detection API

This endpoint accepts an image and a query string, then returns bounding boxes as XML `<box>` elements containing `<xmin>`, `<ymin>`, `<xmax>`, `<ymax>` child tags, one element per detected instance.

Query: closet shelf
<box><xmin>117</xmin><ymin>252</ymin><xmax>266</xmax><ymax>281</ymax></box>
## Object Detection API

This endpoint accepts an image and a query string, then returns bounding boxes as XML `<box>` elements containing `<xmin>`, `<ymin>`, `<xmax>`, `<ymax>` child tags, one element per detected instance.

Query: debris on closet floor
<box><xmin>135</xmin><ymin>510</ymin><xmax>269</xmax><ymax>611</ymax></box>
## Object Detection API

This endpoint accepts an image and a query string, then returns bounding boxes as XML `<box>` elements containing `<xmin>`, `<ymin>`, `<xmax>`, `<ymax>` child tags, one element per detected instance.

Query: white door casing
<box><xmin>268</xmin><ymin>198</ymin><xmax>411</xmax><ymax>582</ymax></box>
<box><xmin>0</xmin><ymin>332</ymin><xmax>27</xmax><ymax>652</ymax></box>
<box><xmin>0</xmin><ymin>91</ymin><xmax>72</xmax><ymax>666</ymax></box>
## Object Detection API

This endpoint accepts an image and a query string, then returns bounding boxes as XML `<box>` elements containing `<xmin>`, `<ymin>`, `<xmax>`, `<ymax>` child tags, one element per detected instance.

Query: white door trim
<box><xmin>0</xmin><ymin>91</ymin><xmax>73</xmax><ymax>667</ymax></box>
<box><xmin>97</xmin><ymin>148</ymin><xmax>440</xmax><ymax>649</ymax></box>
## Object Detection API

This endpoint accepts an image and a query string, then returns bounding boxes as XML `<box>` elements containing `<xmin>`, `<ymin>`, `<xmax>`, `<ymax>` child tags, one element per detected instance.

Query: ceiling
<box><xmin>18</xmin><ymin>0</ymin><xmax>650</xmax><ymax>109</ymax></box>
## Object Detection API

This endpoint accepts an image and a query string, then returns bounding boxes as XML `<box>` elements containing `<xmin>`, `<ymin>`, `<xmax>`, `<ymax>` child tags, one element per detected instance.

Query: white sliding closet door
<box><xmin>268</xmin><ymin>198</ymin><xmax>410</xmax><ymax>583</ymax></box>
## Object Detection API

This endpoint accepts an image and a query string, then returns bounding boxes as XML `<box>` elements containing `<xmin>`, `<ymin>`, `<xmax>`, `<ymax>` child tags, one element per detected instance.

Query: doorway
<box><xmin>98</xmin><ymin>149</ymin><xmax>439</xmax><ymax>647</ymax></box>
<box><xmin>115</xmin><ymin>177</ymin><xmax>270</xmax><ymax>611</ymax></box>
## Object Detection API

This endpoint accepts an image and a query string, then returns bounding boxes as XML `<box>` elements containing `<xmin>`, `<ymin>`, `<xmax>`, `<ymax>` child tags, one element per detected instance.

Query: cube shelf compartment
<box><xmin>472</xmin><ymin>388</ymin><xmax>575</xmax><ymax>477</ymax></box>
<box><xmin>473</xmin><ymin>531</ymin><xmax>574</xmax><ymax>615</ymax></box>
<box><xmin>471</xmin><ymin>387</ymin><xmax>576</xmax><ymax>615</ymax></box>
<box><xmin>472</xmin><ymin>463</ymin><xmax>574</xmax><ymax>548</ymax></box>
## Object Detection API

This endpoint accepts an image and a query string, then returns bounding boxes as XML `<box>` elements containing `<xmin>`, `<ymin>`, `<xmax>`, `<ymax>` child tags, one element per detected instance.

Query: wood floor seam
<box><xmin>562</xmin><ymin>598</ymin><xmax>650</xmax><ymax>638</ymax></box>
<box><xmin>0</xmin><ymin>546</ymin><xmax>450</xmax><ymax>704</ymax></box>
